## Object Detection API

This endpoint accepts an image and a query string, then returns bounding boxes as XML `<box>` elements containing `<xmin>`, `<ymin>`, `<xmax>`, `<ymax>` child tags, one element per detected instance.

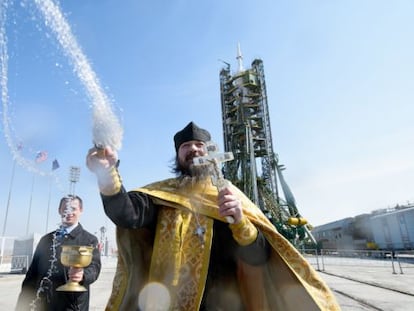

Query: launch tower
<box><xmin>219</xmin><ymin>46</ymin><xmax>315</xmax><ymax>246</ymax></box>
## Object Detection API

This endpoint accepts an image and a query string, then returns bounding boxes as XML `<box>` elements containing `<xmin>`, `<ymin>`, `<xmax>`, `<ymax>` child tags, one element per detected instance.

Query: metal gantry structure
<box><xmin>219</xmin><ymin>47</ymin><xmax>315</xmax><ymax>247</ymax></box>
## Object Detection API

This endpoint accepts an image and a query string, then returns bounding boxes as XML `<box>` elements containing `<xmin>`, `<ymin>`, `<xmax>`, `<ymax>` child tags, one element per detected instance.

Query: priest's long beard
<box><xmin>177</xmin><ymin>163</ymin><xmax>213</xmax><ymax>188</ymax></box>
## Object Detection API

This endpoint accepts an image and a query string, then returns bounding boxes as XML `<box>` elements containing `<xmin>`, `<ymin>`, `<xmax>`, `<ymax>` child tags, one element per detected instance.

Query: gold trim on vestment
<box><xmin>105</xmin><ymin>178</ymin><xmax>341</xmax><ymax>310</ymax></box>
<box><xmin>149</xmin><ymin>207</ymin><xmax>213</xmax><ymax>310</ymax></box>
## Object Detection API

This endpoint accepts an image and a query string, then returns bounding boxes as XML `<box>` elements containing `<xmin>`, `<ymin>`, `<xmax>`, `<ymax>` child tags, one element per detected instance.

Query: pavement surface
<box><xmin>1</xmin><ymin>255</ymin><xmax>413</xmax><ymax>310</ymax></box>
<box><xmin>309</xmin><ymin>255</ymin><xmax>414</xmax><ymax>310</ymax></box>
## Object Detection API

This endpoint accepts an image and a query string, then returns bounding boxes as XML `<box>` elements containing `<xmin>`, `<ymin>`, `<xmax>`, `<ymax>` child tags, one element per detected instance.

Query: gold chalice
<box><xmin>56</xmin><ymin>245</ymin><xmax>94</xmax><ymax>292</ymax></box>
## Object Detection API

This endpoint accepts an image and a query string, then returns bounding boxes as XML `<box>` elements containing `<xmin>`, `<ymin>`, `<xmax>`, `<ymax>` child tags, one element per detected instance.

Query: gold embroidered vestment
<box><xmin>105</xmin><ymin>178</ymin><xmax>341</xmax><ymax>311</ymax></box>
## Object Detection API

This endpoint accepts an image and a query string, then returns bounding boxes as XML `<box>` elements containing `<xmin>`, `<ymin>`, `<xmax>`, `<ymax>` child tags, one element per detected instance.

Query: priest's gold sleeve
<box><xmin>229</xmin><ymin>216</ymin><xmax>258</xmax><ymax>246</ymax></box>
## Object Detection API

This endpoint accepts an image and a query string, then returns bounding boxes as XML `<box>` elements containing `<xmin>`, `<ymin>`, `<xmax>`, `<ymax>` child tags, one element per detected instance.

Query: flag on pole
<box><xmin>35</xmin><ymin>151</ymin><xmax>48</xmax><ymax>163</ymax></box>
<box><xmin>52</xmin><ymin>159</ymin><xmax>60</xmax><ymax>171</ymax></box>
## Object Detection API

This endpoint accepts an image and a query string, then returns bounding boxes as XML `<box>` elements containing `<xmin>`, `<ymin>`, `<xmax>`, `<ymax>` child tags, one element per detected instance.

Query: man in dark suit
<box><xmin>16</xmin><ymin>195</ymin><xmax>101</xmax><ymax>311</ymax></box>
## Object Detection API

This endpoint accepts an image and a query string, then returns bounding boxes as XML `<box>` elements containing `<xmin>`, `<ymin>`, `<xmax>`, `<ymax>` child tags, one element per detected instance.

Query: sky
<box><xmin>1</xmin><ymin>0</ymin><xmax>414</xmax><ymax>245</ymax></box>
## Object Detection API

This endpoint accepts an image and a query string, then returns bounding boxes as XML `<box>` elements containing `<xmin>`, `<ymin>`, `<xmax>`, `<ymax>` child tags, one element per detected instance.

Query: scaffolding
<box><xmin>219</xmin><ymin>50</ymin><xmax>315</xmax><ymax>247</ymax></box>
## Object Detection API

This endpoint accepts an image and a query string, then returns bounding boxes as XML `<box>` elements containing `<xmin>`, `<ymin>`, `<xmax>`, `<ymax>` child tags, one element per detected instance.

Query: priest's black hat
<box><xmin>174</xmin><ymin>122</ymin><xmax>211</xmax><ymax>152</ymax></box>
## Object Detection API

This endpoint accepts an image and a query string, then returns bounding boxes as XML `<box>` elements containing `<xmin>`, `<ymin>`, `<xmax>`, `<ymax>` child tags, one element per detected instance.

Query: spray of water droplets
<box><xmin>0</xmin><ymin>0</ymin><xmax>38</xmax><ymax>172</ymax></box>
<box><xmin>30</xmin><ymin>230</ymin><xmax>60</xmax><ymax>311</ymax></box>
<box><xmin>33</xmin><ymin>0</ymin><xmax>123</xmax><ymax>151</ymax></box>
<box><xmin>1</xmin><ymin>1</ymin><xmax>120</xmax><ymax>308</ymax></box>
<box><xmin>1</xmin><ymin>0</ymin><xmax>123</xmax><ymax>178</ymax></box>
<box><xmin>29</xmin><ymin>197</ymin><xmax>77</xmax><ymax>310</ymax></box>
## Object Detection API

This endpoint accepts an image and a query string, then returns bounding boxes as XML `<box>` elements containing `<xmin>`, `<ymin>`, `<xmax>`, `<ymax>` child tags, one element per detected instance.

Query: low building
<box><xmin>312</xmin><ymin>203</ymin><xmax>414</xmax><ymax>251</ymax></box>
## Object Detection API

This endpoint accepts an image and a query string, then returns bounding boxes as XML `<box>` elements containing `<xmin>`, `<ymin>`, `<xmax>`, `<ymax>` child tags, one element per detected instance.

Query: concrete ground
<box><xmin>1</xmin><ymin>255</ymin><xmax>414</xmax><ymax>310</ymax></box>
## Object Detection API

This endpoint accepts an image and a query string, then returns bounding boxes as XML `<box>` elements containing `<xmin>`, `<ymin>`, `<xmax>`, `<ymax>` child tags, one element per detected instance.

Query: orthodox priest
<box><xmin>86</xmin><ymin>121</ymin><xmax>340</xmax><ymax>311</ymax></box>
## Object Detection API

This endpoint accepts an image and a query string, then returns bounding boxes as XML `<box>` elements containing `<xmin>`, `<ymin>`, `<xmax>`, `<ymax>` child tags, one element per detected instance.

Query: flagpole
<box><xmin>45</xmin><ymin>175</ymin><xmax>52</xmax><ymax>233</ymax></box>
<box><xmin>46</xmin><ymin>159</ymin><xmax>60</xmax><ymax>232</ymax></box>
<box><xmin>2</xmin><ymin>160</ymin><xmax>17</xmax><ymax>237</ymax></box>
<box><xmin>26</xmin><ymin>174</ymin><xmax>36</xmax><ymax>236</ymax></box>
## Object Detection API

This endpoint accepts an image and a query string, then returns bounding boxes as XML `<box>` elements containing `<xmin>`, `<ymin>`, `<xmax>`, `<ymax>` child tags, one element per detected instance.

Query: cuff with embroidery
<box><xmin>97</xmin><ymin>166</ymin><xmax>122</xmax><ymax>196</ymax></box>
<box><xmin>229</xmin><ymin>217</ymin><xmax>258</xmax><ymax>246</ymax></box>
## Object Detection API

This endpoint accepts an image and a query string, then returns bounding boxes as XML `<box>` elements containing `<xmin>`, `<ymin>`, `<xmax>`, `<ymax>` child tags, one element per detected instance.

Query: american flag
<box><xmin>35</xmin><ymin>151</ymin><xmax>48</xmax><ymax>163</ymax></box>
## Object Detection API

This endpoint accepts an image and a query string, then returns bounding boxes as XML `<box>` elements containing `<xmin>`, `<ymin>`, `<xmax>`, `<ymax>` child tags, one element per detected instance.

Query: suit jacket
<box><xmin>15</xmin><ymin>224</ymin><xmax>101</xmax><ymax>311</ymax></box>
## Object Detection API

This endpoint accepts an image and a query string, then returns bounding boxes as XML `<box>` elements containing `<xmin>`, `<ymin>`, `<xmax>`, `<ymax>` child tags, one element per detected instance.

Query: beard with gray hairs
<box><xmin>172</xmin><ymin>155</ymin><xmax>213</xmax><ymax>186</ymax></box>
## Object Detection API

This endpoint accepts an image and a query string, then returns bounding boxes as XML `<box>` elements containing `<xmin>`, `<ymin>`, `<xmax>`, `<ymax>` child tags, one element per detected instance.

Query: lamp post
<box><xmin>2</xmin><ymin>160</ymin><xmax>16</xmax><ymax>237</ymax></box>
<box><xmin>26</xmin><ymin>175</ymin><xmax>36</xmax><ymax>236</ymax></box>
<box><xmin>69</xmin><ymin>166</ymin><xmax>80</xmax><ymax>195</ymax></box>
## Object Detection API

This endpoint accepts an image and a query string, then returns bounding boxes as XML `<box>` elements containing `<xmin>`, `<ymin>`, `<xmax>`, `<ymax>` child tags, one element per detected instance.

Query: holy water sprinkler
<box><xmin>193</xmin><ymin>142</ymin><xmax>235</xmax><ymax>224</ymax></box>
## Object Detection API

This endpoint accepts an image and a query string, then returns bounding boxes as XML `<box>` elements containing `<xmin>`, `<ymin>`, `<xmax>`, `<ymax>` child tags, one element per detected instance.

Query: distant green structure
<box><xmin>219</xmin><ymin>46</ymin><xmax>315</xmax><ymax>247</ymax></box>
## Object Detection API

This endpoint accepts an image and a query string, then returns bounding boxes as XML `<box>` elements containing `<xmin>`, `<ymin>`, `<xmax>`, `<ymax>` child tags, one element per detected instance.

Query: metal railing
<box><xmin>300</xmin><ymin>248</ymin><xmax>414</xmax><ymax>275</ymax></box>
<box><xmin>0</xmin><ymin>255</ymin><xmax>29</xmax><ymax>274</ymax></box>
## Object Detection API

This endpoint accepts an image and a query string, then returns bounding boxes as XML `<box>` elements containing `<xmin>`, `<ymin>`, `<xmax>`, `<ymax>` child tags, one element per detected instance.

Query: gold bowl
<box><xmin>60</xmin><ymin>245</ymin><xmax>93</xmax><ymax>267</ymax></box>
<box><xmin>56</xmin><ymin>245</ymin><xmax>94</xmax><ymax>292</ymax></box>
